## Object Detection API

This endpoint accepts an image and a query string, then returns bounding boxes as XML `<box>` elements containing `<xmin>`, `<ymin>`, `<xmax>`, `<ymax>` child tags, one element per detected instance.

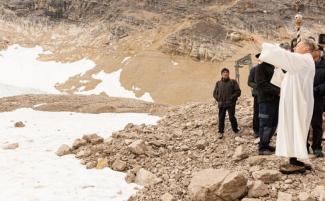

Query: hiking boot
<box><xmin>258</xmin><ymin>150</ymin><xmax>273</xmax><ymax>155</ymax></box>
<box><xmin>268</xmin><ymin>146</ymin><xmax>276</xmax><ymax>152</ymax></box>
<box><xmin>314</xmin><ymin>149</ymin><xmax>324</xmax><ymax>158</ymax></box>
<box><xmin>280</xmin><ymin>164</ymin><xmax>306</xmax><ymax>174</ymax></box>
<box><xmin>234</xmin><ymin>127</ymin><xmax>241</xmax><ymax>134</ymax></box>
<box><xmin>218</xmin><ymin>132</ymin><xmax>224</xmax><ymax>139</ymax></box>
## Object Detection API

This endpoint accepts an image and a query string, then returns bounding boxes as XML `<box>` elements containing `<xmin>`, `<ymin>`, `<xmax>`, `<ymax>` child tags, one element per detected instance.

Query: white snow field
<box><xmin>0</xmin><ymin>108</ymin><xmax>160</xmax><ymax>201</ymax></box>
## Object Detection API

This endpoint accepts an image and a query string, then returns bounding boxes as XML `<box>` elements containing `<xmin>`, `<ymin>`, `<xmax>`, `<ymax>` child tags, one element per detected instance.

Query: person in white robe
<box><xmin>252</xmin><ymin>37</ymin><xmax>317</xmax><ymax>173</ymax></box>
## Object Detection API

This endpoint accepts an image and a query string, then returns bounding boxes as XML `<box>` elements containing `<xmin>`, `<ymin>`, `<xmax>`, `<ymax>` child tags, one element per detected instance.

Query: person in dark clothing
<box><xmin>248</xmin><ymin>65</ymin><xmax>259</xmax><ymax>138</ymax></box>
<box><xmin>309</xmin><ymin>50</ymin><xmax>325</xmax><ymax>157</ymax></box>
<box><xmin>213</xmin><ymin>68</ymin><xmax>241</xmax><ymax>139</ymax></box>
<box><xmin>255</xmin><ymin>61</ymin><xmax>280</xmax><ymax>155</ymax></box>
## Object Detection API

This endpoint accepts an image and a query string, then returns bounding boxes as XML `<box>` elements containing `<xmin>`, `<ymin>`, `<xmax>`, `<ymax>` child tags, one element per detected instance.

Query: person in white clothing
<box><xmin>251</xmin><ymin>36</ymin><xmax>317</xmax><ymax>174</ymax></box>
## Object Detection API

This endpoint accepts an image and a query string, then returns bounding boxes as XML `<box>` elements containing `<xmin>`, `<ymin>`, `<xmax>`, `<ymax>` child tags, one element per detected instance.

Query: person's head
<box><xmin>312</xmin><ymin>49</ymin><xmax>321</xmax><ymax>61</ymax></box>
<box><xmin>293</xmin><ymin>38</ymin><xmax>318</xmax><ymax>54</ymax></box>
<box><xmin>221</xmin><ymin>68</ymin><xmax>230</xmax><ymax>79</ymax></box>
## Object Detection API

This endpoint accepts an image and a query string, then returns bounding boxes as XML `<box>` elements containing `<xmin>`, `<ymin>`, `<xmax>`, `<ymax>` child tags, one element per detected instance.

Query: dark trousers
<box><xmin>253</xmin><ymin>96</ymin><xmax>259</xmax><ymax>135</ymax></box>
<box><xmin>218</xmin><ymin>104</ymin><xmax>239</xmax><ymax>133</ymax></box>
<box><xmin>259</xmin><ymin>102</ymin><xmax>279</xmax><ymax>151</ymax></box>
<box><xmin>310</xmin><ymin>98</ymin><xmax>324</xmax><ymax>151</ymax></box>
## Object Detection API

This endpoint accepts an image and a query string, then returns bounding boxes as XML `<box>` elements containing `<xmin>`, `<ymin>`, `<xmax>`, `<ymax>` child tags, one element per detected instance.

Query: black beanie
<box><xmin>221</xmin><ymin>68</ymin><xmax>229</xmax><ymax>74</ymax></box>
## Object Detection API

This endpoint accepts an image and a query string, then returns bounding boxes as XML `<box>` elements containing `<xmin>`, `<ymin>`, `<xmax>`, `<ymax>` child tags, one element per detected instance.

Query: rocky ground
<box><xmin>57</xmin><ymin>98</ymin><xmax>325</xmax><ymax>201</ymax></box>
<box><xmin>0</xmin><ymin>94</ymin><xmax>167</xmax><ymax>115</ymax></box>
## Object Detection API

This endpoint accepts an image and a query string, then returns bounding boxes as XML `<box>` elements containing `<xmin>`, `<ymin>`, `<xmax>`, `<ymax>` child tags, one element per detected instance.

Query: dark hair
<box><xmin>221</xmin><ymin>68</ymin><xmax>229</xmax><ymax>74</ymax></box>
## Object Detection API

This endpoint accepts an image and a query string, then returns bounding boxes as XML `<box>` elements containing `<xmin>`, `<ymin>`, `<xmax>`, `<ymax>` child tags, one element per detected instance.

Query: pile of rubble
<box><xmin>58</xmin><ymin>99</ymin><xmax>325</xmax><ymax>201</ymax></box>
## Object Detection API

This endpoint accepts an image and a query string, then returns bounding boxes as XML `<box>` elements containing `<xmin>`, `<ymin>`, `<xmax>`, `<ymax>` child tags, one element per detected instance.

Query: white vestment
<box><xmin>259</xmin><ymin>43</ymin><xmax>315</xmax><ymax>159</ymax></box>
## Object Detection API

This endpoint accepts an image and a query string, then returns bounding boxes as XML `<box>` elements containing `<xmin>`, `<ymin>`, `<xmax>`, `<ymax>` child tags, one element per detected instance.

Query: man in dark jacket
<box><xmin>248</xmin><ymin>66</ymin><xmax>259</xmax><ymax>138</ymax></box>
<box><xmin>255</xmin><ymin>61</ymin><xmax>280</xmax><ymax>155</ymax></box>
<box><xmin>213</xmin><ymin>68</ymin><xmax>241</xmax><ymax>139</ymax></box>
<box><xmin>309</xmin><ymin>50</ymin><xmax>325</xmax><ymax>157</ymax></box>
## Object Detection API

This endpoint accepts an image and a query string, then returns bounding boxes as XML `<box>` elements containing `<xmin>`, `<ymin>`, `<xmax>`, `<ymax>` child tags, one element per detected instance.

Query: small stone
<box><xmin>196</xmin><ymin>140</ymin><xmax>206</xmax><ymax>150</ymax></box>
<box><xmin>320</xmin><ymin>191</ymin><xmax>325</xmax><ymax>201</ymax></box>
<box><xmin>298</xmin><ymin>192</ymin><xmax>315</xmax><ymax>201</ymax></box>
<box><xmin>128</xmin><ymin>140</ymin><xmax>147</xmax><ymax>155</ymax></box>
<box><xmin>72</xmin><ymin>138</ymin><xmax>87</xmax><ymax>149</ymax></box>
<box><xmin>277</xmin><ymin>192</ymin><xmax>292</xmax><ymax>201</ymax></box>
<box><xmin>14</xmin><ymin>121</ymin><xmax>25</xmax><ymax>128</ymax></box>
<box><xmin>56</xmin><ymin>144</ymin><xmax>72</xmax><ymax>156</ymax></box>
<box><xmin>161</xmin><ymin>193</ymin><xmax>175</xmax><ymax>201</ymax></box>
<box><xmin>112</xmin><ymin>160</ymin><xmax>127</xmax><ymax>171</ymax></box>
<box><xmin>82</xmin><ymin>134</ymin><xmax>104</xmax><ymax>145</ymax></box>
<box><xmin>248</xmin><ymin>156</ymin><xmax>266</xmax><ymax>166</ymax></box>
<box><xmin>285</xmin><ymin>179</ymin><xmax>293</xmax><ymax>184</ymax></box>
<box><xmin>252</xmin><ymin>170</ymin><xmax>281</xmax><ymax>184</ymax></box>
<box><xmin>3</xmin><ymin>143</ymin><xmax>19</xmax><ymax>150</ymax></box>
<box><xmin>96</xmin><ymin>158</ymin><xmax>108</xmax><ymax>169</ymax></box>
<box><xmin>242</xmin><ymin>199</ymin><xmax>262</xmax><ymax>201</ymax></box>
<box><xmin>86</xmin><ymin>161</ymin><xmax>97</xmax><ymax>169</ymax></box>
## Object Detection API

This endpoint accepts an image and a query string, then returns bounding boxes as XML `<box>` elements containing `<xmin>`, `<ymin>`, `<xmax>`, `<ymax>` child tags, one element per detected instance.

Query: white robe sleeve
<box><xmin>259</xmin><ymin>43</ymin><xmax>310</xmax><ymax>73</ymax></box>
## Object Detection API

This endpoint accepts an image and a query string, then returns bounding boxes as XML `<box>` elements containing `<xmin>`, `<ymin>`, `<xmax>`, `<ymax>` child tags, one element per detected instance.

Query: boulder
<box><xmin>188</xmin><ymin>168</ymin><xmax>247</xmax><ymax>201</ymax></box>
<box><xmin>277</xmin><ymin>192</ymin><xmax>292</xmax><ymax>201</ymax></box>
<box><xmin>233</xmin><ymin>145</ymin><xmax>249</xmax><ymax>161</ymax></box>
<box><xmin>128</xmin><ymin>140</ymin><xmax>147</xmax><ymax>155</ymax></box>
<box><xmin>248</xmin><ymin>180</ymin><xmax>269</xmax><ymax>198</ymax></box>
<box><xmin>56</xmin><ymin>144</ymin><xmax>72</xmax><ymax>156</ymax></box>
<box><xmin>298</xmin><ymin>192</ymin><xmax>315</xmax><ymax>201</ymax></box>
<box><xmin>112</xmin><ymin>160</ymin><xmax>127</xmax><ymax>171</ymax></box>
<box><xmin>3</xmin><ymin>143</ymin><xmax>19</xmax><ymax>150</ymax></box>
<box><xmin>252</xmin><ymin>170</ymin><xmax>281</xmax><ymax>184</ymax></box>
<box><xmin>161</xmin><ymin>193</ymin><xmax>175</xmax><ymax>201</ymax></box>
<box><xmin>134</xmin><ymin>168</ymin><xmax>162</xmax><ymax>186</ymax></box>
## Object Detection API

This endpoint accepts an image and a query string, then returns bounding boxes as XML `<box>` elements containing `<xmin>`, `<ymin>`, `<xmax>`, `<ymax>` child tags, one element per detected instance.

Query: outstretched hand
<box><xmin>249</xmin><ymin>35</ymin><xmax>263</xmax><ymax>51</ymax></box>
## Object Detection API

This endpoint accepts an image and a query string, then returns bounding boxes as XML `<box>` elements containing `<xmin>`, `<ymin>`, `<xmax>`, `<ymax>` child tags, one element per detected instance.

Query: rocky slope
<box><xmin>60</xmin><ymin>98</ymin><xmax>325</xmax><ymax>201</ymax></box>
<box><xmin>0</xmin><ymin>1</ymin><xmax>325</xmax><ymax>105</ymax></box>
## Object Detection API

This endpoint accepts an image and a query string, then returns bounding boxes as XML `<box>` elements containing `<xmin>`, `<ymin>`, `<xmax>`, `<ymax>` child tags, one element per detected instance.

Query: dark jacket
<box><xmin>255</xmin><ymin>62</ymin><xmax>280</xmax><ymax>103</ymax></box>
<box><xmin>248</xmin><ymin>66</ymin><xmax>258</xmax><ymax>97</ymax></box>
<box><xmin>314</xmin><ymin>57</ymin><xmax>325</xmax><ymax>98</ymax></box>
<box><xmin>213</xmin><ymin>78</ymin><xmax>241</xmax><ymax>107</ymax></box>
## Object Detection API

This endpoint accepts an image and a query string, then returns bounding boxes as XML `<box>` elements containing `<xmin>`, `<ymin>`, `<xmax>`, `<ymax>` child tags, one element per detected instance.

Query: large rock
<box><xmin>128</xmin><ymin>140</ymin><xmax>147</xmax><ymax>155</ymax></box>
<box><xmin>134</xmin><ymin>168</ymin><xmax>162</xmax><ymax>186</ymax></box>
<box><xmin>252</xmin><ymin>170</ymin><xmax>281</xmax><ymax>184</ymax></box>
<box><xmin>3</xmin><ymin>143</ymin><xmax>19</xmax><ymax>150</ymax></box>
<box><xmin>247</xmin><ymin>156</ymin><xmax>266</xmax><ymax>166</ymax></box>
<box><xmin>188</xmin><ymin>168</ymin><xmax>247</xmax><ymax>201</ymax></box>
<box><xmin>232</xmin><ymin>145</ymin><xmax>249</xmax><ymax>162</ymax></box>
<box><xmin>248</xmin><ymin>180</ymin><xmax>269</xmax><ymax>198</ymax></box>
<box><xmin>56</xmin><ymin>144</ymin><xmax>72</xmax><ymax>156</ymax></box>
<box><xmin>277</xmin><ymin>192</ymin><xmax>292</xmax><ymax>201</ymax></box>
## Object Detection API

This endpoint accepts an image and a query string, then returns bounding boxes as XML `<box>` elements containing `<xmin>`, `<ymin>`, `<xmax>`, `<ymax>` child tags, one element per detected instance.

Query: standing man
<box><xmin>213</xmin><ymin>68</ymin><xmax>241</xmax><ymax>139</ymax></box>
<box><xmin>310</xmin><ymin>49</ymin><xmax>325</xmax><ymax>157</ymax></box>
<box><xmin>248</xmin><ymin>65</ymin><xmax>259</xmax><ymax>138</ymax></box>
<box><xmin>252</xmin><ymin>36</ymin><xmax>317</xmax><ymax>174</ymax></box>
<box><xmin>255</xmin><ymin>57</ymin><xmax>280</xmax><ymax>155</ymax></box>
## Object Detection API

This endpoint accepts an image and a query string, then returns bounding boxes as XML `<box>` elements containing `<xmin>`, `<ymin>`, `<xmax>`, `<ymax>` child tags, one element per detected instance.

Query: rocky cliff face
<box><xmin>2</xmin><ymin>0</ymin><xmax>325</xmax><ymax>62</ymax></box>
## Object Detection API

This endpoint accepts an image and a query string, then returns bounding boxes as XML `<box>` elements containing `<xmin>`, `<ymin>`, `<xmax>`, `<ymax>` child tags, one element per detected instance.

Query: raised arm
<box><xmin>259</xmin><ymin>43</ymin><xmax>310</xmax><ymax>73</ymax></box>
